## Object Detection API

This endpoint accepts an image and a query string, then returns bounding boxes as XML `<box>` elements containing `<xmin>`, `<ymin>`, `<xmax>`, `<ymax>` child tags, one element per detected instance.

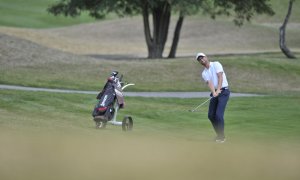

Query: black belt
<box><xmin>215</xmin><ymin>87</ymin><xmax>228</xmax><ymax>91</ymax></box>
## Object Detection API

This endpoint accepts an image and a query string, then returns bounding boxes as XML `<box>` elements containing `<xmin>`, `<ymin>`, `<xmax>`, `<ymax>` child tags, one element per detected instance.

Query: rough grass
<box><xmin>1</xmin><ymin>17</ymin><xmax>299</xmax><ymax>57</ymax></box>
<box><xmin>1</xmin><ymin>35</ymin><xmax>299</xmax><ymax>94</ymax></box>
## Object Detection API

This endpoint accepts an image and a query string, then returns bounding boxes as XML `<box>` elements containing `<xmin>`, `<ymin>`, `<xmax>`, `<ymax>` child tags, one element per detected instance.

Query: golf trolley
<box><xmin>92</xmin><ymin>71</ymin><xmax>135</xmax><ymax>131</ymax></box>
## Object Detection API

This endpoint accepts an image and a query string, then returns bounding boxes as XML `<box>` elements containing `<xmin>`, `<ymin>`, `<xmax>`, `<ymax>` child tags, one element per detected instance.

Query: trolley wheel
<box><xmin>122</xmin><ymin>116</ymin><xmax>133</xmax><ymax>131</ymax></box>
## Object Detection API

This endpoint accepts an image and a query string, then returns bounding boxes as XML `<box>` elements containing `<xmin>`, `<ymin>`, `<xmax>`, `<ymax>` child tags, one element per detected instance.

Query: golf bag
<box><xmin>92</xmin><ymin>71</ymin><xmax>124</xmax><ymax>121</ymax></box>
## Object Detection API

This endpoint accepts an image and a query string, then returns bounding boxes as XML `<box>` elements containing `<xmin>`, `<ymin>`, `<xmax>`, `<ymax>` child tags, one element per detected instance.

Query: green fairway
<box><xmin>1</xmin><ymin>90</ymin><xmax>300</xmax><ymax>180</ymax></box>
<box><xmin>1</xmin><ymin>90</ymin><xmax>300</xmax><ymax>141</ymax></box>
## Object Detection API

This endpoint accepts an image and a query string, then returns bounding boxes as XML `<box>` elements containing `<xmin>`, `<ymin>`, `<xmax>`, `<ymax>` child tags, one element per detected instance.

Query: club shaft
<box><xmin>191</xmin><ymin>97</ymin><xmax>212</xmax><ymax>111</ymax></box>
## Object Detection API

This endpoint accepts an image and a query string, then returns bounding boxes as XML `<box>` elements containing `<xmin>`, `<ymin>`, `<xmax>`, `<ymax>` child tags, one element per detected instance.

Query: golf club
<box><xmin>188</xmin><ymin>97</ymin><xmax>212</xmax><ymax>112</ymax></box>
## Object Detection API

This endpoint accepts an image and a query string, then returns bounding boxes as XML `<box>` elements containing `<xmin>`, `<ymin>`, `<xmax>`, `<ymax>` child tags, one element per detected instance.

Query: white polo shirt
<box><xmin>201</xmin><ymin>61</ymin><xmax>228</xmax><ymax>89</ymax></box>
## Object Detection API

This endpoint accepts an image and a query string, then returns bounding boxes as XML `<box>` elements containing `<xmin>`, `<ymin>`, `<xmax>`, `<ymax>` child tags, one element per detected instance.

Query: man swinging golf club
<box><xmin>196</xmin><ymin>52</ymin><xmax>230</xmax><ymax>143</ymax></box>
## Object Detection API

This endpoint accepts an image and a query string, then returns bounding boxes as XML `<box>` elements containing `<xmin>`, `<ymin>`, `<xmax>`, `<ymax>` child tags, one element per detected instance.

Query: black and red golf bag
<box><xmin>92</xmin><ymin>71</ymin><xmax>124</xmax><ymax>121</ymax></box>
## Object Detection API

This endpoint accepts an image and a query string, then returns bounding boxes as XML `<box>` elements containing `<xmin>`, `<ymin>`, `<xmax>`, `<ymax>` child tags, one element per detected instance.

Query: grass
<box><xmin>1</xmin><ymin>52</ymin><xmax>300</xmax><ymax>179</ymax></box>
<box><xmin>1</xmin><ymin>53</ymin><xmax>300</xmax><ymax>93</ymax></box>
<box><xmin>251</xmin><ymin>0</ymin><xmax>300</xmax><ymax>23</ymax></box>
<box><xmin>1</xmin><ymin>90</ymin><xmax>300</xmax><ymax>180</ymax></box>
<box><xmin>1</xmin><ymin>0</ymin><xmax>300</xmax><ymax>179</ymax></box>
<box><xmin>1</xmin><ymin>90</ymin><xmax>300</xmax><ymax>142</ymax></box>
<box><xmin>1</xmin><ymin>51</ymin><xmax>298</xmax><ymax>178</ymax></box>
<box><xmin>192</xmin><ymin>0</ymin><xmax>300</xmax><ymax>23</ymax></box>
<box><xmin>0</xmin><ymin>0</ymin><xmax>98</xmax><ymax>28</ymax></box>
<box><xmin>220</xmin><ymin>53</ymin><xmax>300</xmax><ymax>93</ymax></box>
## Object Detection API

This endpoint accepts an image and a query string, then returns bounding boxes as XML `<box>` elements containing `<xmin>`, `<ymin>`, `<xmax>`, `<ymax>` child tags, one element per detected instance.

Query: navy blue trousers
<box><xmin>208</xmin><ymin>89</ymin><xmax>230</xmax><ymax>139</ymax></box>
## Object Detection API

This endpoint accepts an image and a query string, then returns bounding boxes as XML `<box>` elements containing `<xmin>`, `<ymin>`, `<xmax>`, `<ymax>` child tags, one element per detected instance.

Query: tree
<box><xmin>48</xmin><ymin>0</ymin><xmax>274</xmax><ymax>59</ymax></box>
<box><xmin>279</xmin><ymin>0</ymin><xmax>296</xmax><ymax>59</ymax></box>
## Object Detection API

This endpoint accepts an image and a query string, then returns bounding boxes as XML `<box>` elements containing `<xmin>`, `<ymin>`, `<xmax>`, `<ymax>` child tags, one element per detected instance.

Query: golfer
<box><xmin>196</xmin><ymin>52</ymin><xmax>230</xmax><ymax>143</ymax></box>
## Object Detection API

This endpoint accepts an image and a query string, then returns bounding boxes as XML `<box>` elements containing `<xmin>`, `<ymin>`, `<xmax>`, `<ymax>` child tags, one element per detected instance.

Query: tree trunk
<box><xmin>168</xmin><ymin>11</ymin><xmax>184</xmax><ymax>58</ymax></box>
<box><xmin>142</xmin><ymin>3</ymin><xmax>153</xmax><ymax>58</ymax></box>
<box><xmin>279</xmin><ymin>0</ymin><xmax>296</xmax><ymax>59</ymax></box>
<box><xmin>142</xmin><ymin>2</ymin><xmax>171</xmax><ymax>59</ymax></box>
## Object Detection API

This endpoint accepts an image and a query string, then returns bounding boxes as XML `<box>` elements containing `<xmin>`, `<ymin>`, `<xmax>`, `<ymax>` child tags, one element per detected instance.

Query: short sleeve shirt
<box><xmin>201</xmin><ymin>61</ymin><xmax>228</xmax><ymax>89</ymax></box>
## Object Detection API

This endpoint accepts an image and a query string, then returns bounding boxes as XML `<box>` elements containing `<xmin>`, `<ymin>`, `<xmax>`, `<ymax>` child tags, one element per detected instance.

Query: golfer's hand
<box><xmin>212</xmin><ymin>92</ymin><xmax>218</xmax><ymax>97</ymax></box>
<box><xmin>213</xmin><ymin>89</ymin><xmax>221</xmax><ymax>97</ymax></box>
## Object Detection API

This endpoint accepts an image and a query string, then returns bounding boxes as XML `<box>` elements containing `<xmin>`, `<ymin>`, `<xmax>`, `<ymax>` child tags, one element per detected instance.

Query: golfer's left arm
<box><xmin>207</xmin><ymin>81</ymin><xmax>216</xmax><ymax>97</ymax></box>
<box><xmin>216</xmin><ymin>72</ymin><xmax>223</xmax><ymax>95</ymax></box>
